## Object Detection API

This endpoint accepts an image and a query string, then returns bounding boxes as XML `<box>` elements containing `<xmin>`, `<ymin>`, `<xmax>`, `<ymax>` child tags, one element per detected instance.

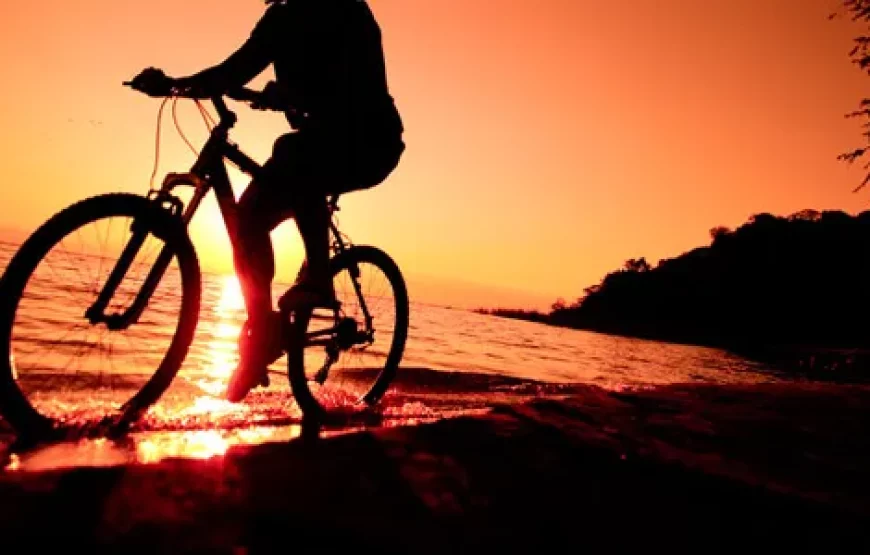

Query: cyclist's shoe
<box><xmin>278</xmin><ymin>277</ymin><xmax>338</xmax><ymax>312</ymax></box>
<box><xmin>226</xmin><ymin>312</ymin><xmax>284</xmax><ymax>403</ymax></box>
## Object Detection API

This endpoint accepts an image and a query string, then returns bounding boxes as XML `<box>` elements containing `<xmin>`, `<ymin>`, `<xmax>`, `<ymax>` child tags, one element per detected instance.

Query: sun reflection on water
<box><xmin>0</xmin><ymin>272</ymin><xmax>535</xmax><ymax>473</ymax></box>
<box><xmin>5</xmin><ymin>454</ymin><xmax>20</xmax><ymax>471</ymax></box>
<box><xmin>189</xmin><ymin>274</ymin><xmax>247</xmax><ymax>402</ymax></box>
<box><xmin>204</xmin><ymin>274</ymin><xmax>246</xmax><ymax>375</ymax></box>
<box><xmin>130</xmin><ymin>426</ymin><xmax>294</xmax><ymax>464</ymax></box>
<box><xmin>2</xmin><ymin>426</ymin><xmax>299</xmax><ymax>472</ymax></box>
<box><xmin>133</xmin><ymin>274</ymin><xmax>259</xmax><ymax>460</ymax></box>
<box><xmin>136</xmin><ymin>430</ymin><xmax>230</xmax><ymax>462</ymax></box>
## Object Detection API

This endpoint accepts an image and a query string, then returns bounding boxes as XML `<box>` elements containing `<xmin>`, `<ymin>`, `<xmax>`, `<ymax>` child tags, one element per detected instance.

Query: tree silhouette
<box><xmin>488</xmin><ymin>209</ymin><xmax>870</xmax><ymax>357</ymax></box>
<box><xmin>834</xmin><ymin>1</ymin><xmax>870</xmax><ymax>190</ymax></box>
<box><xmin>623</xmin><ymin>258</ymin><xmax>652</xmax><ymax>273</ymax></box>
<box><xmin>709</xmin><ymin>226</ymin><xmax>731</xmax><ymax>242</ymax></box>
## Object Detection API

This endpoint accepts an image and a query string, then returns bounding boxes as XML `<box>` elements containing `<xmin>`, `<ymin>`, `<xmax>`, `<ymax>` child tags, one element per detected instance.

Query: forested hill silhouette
<box><xmin>480</xmin><ymin>209</ymin><xmax>870</xmax><ymax>352</ymax></box>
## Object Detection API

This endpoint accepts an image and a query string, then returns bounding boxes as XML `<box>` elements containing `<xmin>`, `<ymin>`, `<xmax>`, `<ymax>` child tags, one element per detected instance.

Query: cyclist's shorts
<box><xmin>261</xmin><ymin>130</ymin><xmax>405</xmax><ymax>195</ymax></box>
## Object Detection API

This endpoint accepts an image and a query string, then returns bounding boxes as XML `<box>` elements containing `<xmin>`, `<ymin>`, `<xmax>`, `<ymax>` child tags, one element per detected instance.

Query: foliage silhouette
<box><xmin>833</xmin><ymin>0</ymin><xmax>870</xmax><ymax>190</ymax></box>
<box><xmin>482</xmin><ymin>209</ymin><xmax>870</xmax><ymax>357</ymax></box>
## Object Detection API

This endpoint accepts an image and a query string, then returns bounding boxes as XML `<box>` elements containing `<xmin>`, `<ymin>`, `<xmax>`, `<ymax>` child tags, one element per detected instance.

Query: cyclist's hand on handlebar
<box><xmin>125</xmin><ymin>68</ymin><xmax>211</xmax><ymax>99</ymax></box>
<box><xmin>249</xmin><ymin>81</ymin><xmax>288</xmax><ymax>111</ymax></box>
<box><xmin>125</xmin><ymin>67</ymin><xmax>175</xmax><ymax>97</ymax></box>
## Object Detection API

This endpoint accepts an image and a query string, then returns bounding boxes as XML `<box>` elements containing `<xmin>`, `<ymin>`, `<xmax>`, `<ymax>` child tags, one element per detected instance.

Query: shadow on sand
<box><xmin>0</xmin><ymin>381</ymin><xmax>869</xmax><ymax>552</ymax></box>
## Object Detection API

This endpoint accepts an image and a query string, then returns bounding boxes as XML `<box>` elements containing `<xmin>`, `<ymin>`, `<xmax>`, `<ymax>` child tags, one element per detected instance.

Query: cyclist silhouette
<box><xmin>130</xmin><ymin>0</ymin><xmax>405</xmax><ymax>402</ymax></box>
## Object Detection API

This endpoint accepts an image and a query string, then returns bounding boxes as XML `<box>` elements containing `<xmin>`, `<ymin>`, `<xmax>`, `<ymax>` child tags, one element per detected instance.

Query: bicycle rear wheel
<box><xmin>286</xmin><ymin>245</ymin><xmax>409</xmax><ymax>418</ymax></box>
<box><xmin>0</xmin><ymin>193</ymin><xmax>201</xmax><ymax>437</ymax></box>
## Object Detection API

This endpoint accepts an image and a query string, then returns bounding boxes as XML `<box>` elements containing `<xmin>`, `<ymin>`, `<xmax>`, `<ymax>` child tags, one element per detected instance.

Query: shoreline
<box><xmin>1</xmin><ymin>380</ymin><xmax>868</xmax><ymax>551</ymax></box>
<box><xmin>475</xmin><ymin>309</ymin><xmax>870</xmax><ymax>380</ymax></box>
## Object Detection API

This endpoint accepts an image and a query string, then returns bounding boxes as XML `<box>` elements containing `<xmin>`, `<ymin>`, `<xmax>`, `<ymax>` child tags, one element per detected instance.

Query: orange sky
<box><xmin>0</xmin><ymin>0</ymin><xmax>867</xmax><ymax>310</ymax></box>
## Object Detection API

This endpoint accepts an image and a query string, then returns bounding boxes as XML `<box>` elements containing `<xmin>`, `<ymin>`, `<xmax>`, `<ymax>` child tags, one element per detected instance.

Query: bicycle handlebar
<box><xmin>225</xmin><ymin>87</ymin><xmax>263</xmax><ymax>105</ymax></box>
<box><xmin>122</xmin><ymin>79</ymin><xmax>273</xmax><ymax>104</ymax></box>
<box><xmin>123</xmin><ymin>80</ymin><xmax>286</xmax><ymax>129</ymax></box>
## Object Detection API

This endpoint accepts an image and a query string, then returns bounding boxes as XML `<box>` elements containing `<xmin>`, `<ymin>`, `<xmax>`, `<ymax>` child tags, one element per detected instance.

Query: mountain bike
<box><xmin>0</xmin><ymin>83</ymin><xmax>409</xmax><ymax>438</ymax></box>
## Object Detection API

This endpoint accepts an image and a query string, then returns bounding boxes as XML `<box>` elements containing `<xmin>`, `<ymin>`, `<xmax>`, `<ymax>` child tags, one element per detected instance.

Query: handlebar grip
<box><xmin>226</xmin><ymin>87</ymin><xmax>260</xmax><ymax>103</ymax></box>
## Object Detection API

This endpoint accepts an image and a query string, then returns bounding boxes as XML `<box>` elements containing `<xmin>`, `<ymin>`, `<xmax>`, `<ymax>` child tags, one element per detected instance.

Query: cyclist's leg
<box><xmin>275</xmin><ymin>131</ymin><xmax>405</xmax><ymax>309</ymax></box>
<box><xmin>289</xmin><ymin>191</ymin><xmax>333</xmax><ymax>295</ymax></box>
<box><xmin>236</xmin><ymin>131</ymin><xmax>342</xmax><ymax>319</ymax></box>
<box><xmin>275</xmin><ymin>133</ymin><xmax>343</xmax><ymax>308</ymax></box>
<box><xmin>227</xmin><ymin>132</ymin><xmax>344</xmax><ymax>400</ymax></box>
<box><xmin>226</xmin><ymin>136</ymin><xmax>299</xmax><ymax>401</ymax></box>
<box><xmin>234</xmin><ymin>175</ymin><xmax>293</xmax><ymax>324</ymax></box>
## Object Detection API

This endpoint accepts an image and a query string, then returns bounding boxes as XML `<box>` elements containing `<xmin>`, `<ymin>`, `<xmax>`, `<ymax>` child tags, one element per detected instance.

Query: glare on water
<box><xmin>0</xmin><ymin>239</ymin><xmax>787</xmax><ymax>469</ymax></box>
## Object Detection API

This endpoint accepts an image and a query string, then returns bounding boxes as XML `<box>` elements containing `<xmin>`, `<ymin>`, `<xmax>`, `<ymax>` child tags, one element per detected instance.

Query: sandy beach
<box><xmin>1</xmin><ymin>380</ymin><xmax>868</xmax><ymax>553</ymax></box>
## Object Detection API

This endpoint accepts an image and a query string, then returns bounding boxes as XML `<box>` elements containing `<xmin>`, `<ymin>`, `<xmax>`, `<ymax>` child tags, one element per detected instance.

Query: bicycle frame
<box><xmin>85</xmin><ymin>95</ymin><xmax>354</xmax><ymax>331</ymax></box>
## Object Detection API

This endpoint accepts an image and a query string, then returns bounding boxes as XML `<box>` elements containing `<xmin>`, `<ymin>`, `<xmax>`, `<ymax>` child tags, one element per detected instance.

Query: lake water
<box><xmin>0</xmin><ymin>235</ymin><xmax>786</xmax><ymax>470</ymax></box>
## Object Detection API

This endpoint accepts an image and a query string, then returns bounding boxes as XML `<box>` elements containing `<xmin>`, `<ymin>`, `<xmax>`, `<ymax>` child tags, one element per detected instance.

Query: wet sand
<box><xmin>1</xmin><ymin>380</ymin><xmax>869</xmax><ymax>553</ymax></box>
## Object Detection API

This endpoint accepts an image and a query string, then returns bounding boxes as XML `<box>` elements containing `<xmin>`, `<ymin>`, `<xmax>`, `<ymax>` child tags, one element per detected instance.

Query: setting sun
<box><xmin>3</xmin><ymin>3</ymin><xmax>870</xmax><ymax>549</ymax></box>
<box><xmin>1</xmin><ymin>0</ymin><xmax>866</xmax><ymax>311</ymax></box>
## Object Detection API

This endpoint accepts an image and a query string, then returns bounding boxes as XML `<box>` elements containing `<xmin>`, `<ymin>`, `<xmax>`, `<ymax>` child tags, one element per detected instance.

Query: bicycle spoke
<box><xmin>4</xmin><ymin>198</ymin><xmax>193</xmax><ymax>425</ymax></box>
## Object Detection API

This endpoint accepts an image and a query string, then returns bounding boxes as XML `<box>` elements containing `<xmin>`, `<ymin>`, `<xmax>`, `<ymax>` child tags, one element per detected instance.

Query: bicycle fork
<box><xmin>84</xmin><ymin>230</ymin><xmax>173</xmax><ymax>331</ymax></box>
<box><xmin>85</xmin><ymin>177</ymin><xmax>202</xmax><ymax>331</ymax></box>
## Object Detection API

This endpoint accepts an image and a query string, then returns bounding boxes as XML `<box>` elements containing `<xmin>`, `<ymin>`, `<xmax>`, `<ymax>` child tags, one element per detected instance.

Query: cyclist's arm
<box><xmin>173</xmin><ymin>6</ymin><xmax>285</xmax><ymax>96</ymax></box>
<box><xmin>173</xmin><ymin>36</ymin><xmax>271</xmax><ymax>96</ymax></box>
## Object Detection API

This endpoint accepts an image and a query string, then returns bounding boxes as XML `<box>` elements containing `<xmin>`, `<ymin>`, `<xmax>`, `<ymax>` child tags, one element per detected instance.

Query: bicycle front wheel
<box><xmin>0</xmin><ymin>193</ymin><xmax>201</xmax><ymax>437</ymax></box>
<box><xmin>286</xmin><ymin>245</ymin><xmax>409</xmax><ymax>418</ymax></box>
